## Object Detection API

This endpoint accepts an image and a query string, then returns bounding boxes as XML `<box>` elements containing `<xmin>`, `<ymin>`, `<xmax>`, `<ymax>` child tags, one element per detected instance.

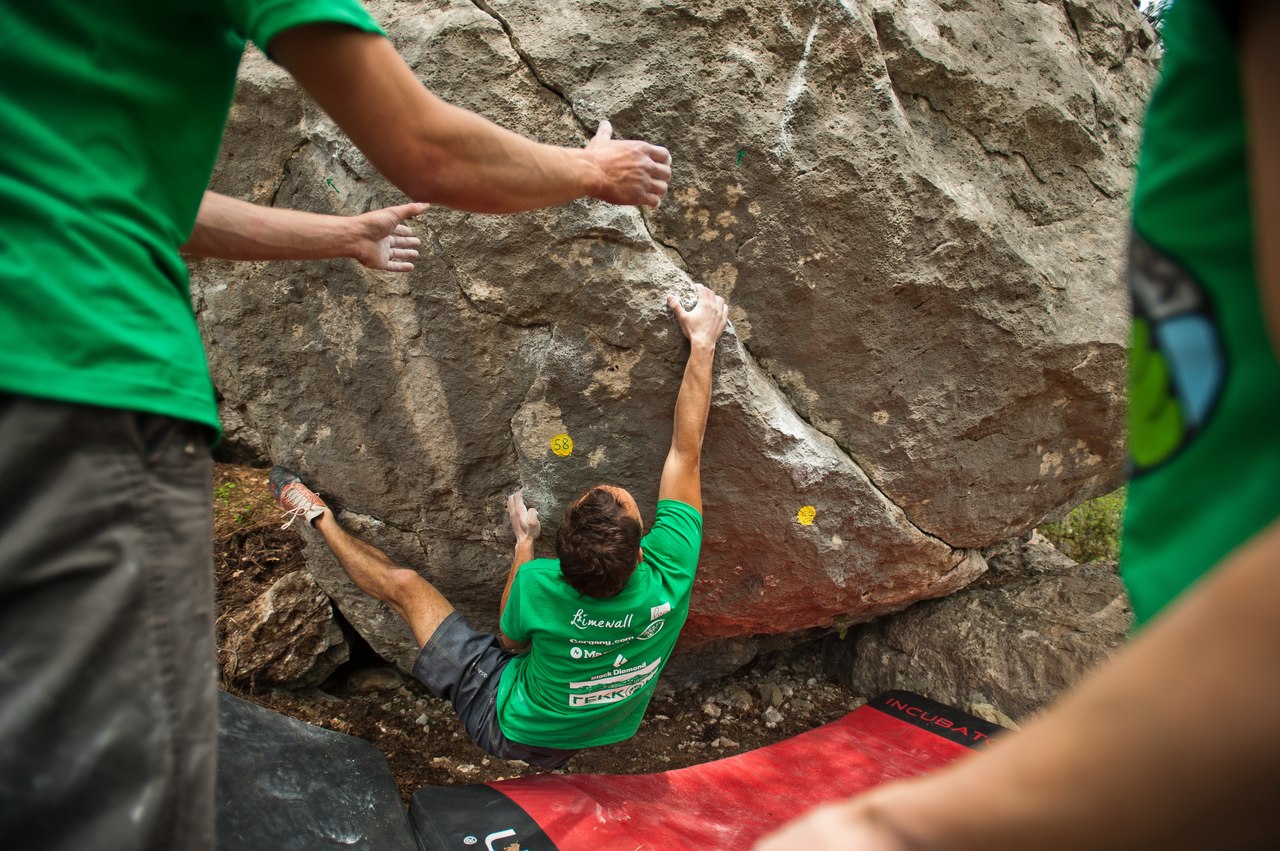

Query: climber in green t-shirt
<box><xmin>272</xmin><ymin>284</ymin><xmax>729</xmax><ymax>766</ymax></box>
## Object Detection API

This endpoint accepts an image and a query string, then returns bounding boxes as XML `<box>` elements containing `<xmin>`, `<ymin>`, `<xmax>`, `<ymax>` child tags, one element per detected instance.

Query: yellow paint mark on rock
<box><xmin>797</xmin><ymin>505</ymin><xmax>816</xmax><ymax>526</ymax></box>
<box><xmin>550</xmin><ymin>433</ymin><xmax>574</xmax><ymax>456</ymax></box>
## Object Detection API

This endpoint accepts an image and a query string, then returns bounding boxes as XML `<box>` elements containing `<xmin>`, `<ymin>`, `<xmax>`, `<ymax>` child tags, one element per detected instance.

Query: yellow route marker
<box><xmin>797</xmin><ymin>505</ymin><xmax>816</xmax><ymax>526</ymax></box>
<box><xmin>550</xmin><ymin>433</ymin><xmax>574</xmax><ymax>457</ymax></box>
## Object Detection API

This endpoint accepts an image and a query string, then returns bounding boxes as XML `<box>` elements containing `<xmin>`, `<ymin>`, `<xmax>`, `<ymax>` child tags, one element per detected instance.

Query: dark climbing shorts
<box><xmin>411</xmin><ymin>611</ymin><xmax>578</xmax><ymax>770</ymax></box>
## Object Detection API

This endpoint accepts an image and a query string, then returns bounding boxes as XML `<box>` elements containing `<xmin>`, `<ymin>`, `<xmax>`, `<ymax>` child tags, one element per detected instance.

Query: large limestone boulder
<box><xmin>193</xmin><ymin>0</ymin><xmax>1155</xmax><ymax>674</ymax></box>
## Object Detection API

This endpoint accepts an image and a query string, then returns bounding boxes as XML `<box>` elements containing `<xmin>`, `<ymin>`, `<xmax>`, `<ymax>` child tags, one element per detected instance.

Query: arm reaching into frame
<box><xmin>269</xmin><ymin>26</ymin><xmax>670</xmax><ymax>213</ymax></box>
<box><xmin>183</xmin><ymin>192</ymin><xmax>428</xmax><ymax>271</ymax></box>
<box><xmin>658</xmin><ymin>284</ymin><xmax>729</xmax><ymax>514</ymax></box>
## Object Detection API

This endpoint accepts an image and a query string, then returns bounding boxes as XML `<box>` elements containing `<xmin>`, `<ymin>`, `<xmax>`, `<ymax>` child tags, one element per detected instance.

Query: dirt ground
<box><xmin>214</xmin><ymin>464</ymin><xmax>865</xmax><ymax>803</ymax></box>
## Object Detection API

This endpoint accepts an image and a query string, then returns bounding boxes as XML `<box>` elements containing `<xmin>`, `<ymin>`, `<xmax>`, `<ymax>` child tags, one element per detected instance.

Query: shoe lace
<box><xmin>277</xmin><ymin>484</ymin><xmax>323</xmax><ymax>529</ymax></box>
<box><xmin>279</xmin><ymin>505</ymin><xmax>311</xmax><ymax>530</ymax></box>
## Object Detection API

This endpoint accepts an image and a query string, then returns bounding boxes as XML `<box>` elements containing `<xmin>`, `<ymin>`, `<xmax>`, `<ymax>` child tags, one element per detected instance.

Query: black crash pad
<box><xmin>215</xmin><ymin>691</ymin><xmax>417</xmax><ymax>851</ymax></box>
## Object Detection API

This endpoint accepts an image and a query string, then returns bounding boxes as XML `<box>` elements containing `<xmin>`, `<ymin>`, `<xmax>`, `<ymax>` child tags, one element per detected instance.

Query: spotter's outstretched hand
<box><xmin>584</xmin><ymin>120</ymin><xmax>672</xmax><ymax>208</ymax></box>
<box><xmin>351</xmin><ymin>201</ymin><xmax>429</xmax><ymax>272</ymax></box>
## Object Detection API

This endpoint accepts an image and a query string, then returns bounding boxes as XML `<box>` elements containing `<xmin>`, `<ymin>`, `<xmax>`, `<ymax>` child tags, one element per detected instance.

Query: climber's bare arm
<box><xmin>270</xmin><ymin>26</ymin><xmax>670</xmax><ymax>213</ymax></box>
<box><xmin>657</xmin><ymin>286</ymin><xmax>728</xmax><ymax>514</ymax></box>
<box><xmin>498</xmin><ymin>490</ymin><xmax>537</xmax><ymax>652</ymax></box>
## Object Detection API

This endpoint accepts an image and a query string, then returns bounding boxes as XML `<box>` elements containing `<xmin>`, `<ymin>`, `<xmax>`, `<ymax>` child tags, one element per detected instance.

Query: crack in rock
<box><xmin>469</xmin><ymin>0</ymin><xmax>590</xmax><ymax>135</ymax></box>
<box><xmin>731</xmin><ymin>334</ymin><xmax>959</xmax><ymax>553</ymax></box>
<box><xmin>452</xmin><ymin>0</ymin><xmax>957</xmax><ymax>557</ymax></box>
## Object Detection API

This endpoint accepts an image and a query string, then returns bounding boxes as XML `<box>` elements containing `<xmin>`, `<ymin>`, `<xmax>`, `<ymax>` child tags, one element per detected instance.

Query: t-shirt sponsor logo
<box><xmin>614</xmin><ymin>653</ymin><xmax>628</xmax><ymax>668</ymax></box>
<box><xmin>637</xmin><ymin>619</ymin><xmax>665</xmax><ymax>641</ymax></box>
<box><xmin>570</xmin><ymin>608</ymin><xmax>634</xmax><ymax>630</ymax></box>
<box><xmin>569</xmin><ymin>637</ymin><xmax>624</xmax><ymax>647</ymax></box>
<box><xmin>650</xmin><ymin>601</ymin><xmax>671</xmax><ymax>620</ymax></box>
<box><xmin>569</xmin><ymin>646</ymin><xmax>605</xmax><ymax>660</ymax></box>
<box><xmin>568</xmin><ymin>658</ymin><xmax>662</xmax><ymax>707</ymax></box>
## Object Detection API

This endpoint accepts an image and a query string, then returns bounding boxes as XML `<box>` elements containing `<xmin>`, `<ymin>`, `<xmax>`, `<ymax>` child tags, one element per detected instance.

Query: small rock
<box><xmin>415</xmin><ymin>713</ymin><xmax>430</xmax><ymax>726</ymax></box>
<box><xmin>346</xmin><ymin>666</ymin><xmax>404</xmax><ymax>694</ymax></box>
<box><xmin>722</xmin><ymin>685</ymin><xmax>754</xmax><ymax>711</ymax></box>
<box><xmin>711</xmin><ymin>737</ymin><xmax>739</xmax><ymax>749</ymax></box>
<box><xmin>763</xmin><ymin>707</ymin><xmax>784</xmax><ymax>727</ymax></box>
<box><xmin>789</xmin><ymin>698</ymin><xmax>815</xmax><ymax>714</ymax></box>
<box><xmin>701</xmin><ymin>701</ymin><xmax>722</xmax><ymax>719</ymax></box>
<box><xmin>968</xmin><ymin>702</ymin><xmax>1020</xmax><ymax>729</ymax></box>
<box><xmin>759</xmin><ymin>683</ymin><xmax>785</xmax><ymax>708</ymax></box>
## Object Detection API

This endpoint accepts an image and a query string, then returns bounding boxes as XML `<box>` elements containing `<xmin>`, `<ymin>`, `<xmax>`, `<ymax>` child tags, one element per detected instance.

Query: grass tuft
<box><xmin>1040</xmin><ymin>487</ymin><xmax>1126</xmax><ymax>564</ymax></box>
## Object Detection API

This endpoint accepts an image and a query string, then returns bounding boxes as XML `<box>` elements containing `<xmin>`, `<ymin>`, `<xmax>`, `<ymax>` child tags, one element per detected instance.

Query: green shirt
<box><xmin>0</xmin><ymin>0</ymin><xmax>383</xmax><ymax>434</ymax></box>
<box><xmin>1124</xmin><ymin>0</ymin><xmax>1280</xmax><ymax>624</ymax></box>
<box><xmin>497</xmin><ymin>500</ymin><xmax>703</xmax><ymax>749</ymax></box>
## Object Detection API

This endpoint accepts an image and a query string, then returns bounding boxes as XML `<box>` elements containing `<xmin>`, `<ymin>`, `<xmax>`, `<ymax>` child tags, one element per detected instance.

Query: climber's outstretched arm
<box><xmin>657</xmin><ymin>285</ymin><xmax>728</xmax><ymax>514</ymax></box>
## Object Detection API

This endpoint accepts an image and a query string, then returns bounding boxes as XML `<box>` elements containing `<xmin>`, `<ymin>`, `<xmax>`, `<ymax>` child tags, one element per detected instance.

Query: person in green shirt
<box><xmin>271</xmin><ymin>284</ymin><xmax>729</xmax><ymax>766</ymax></box>
<box><xmin>1</xmin><ymin>2</ymin><xmax>671</xmax><ymax>848</ymax></box>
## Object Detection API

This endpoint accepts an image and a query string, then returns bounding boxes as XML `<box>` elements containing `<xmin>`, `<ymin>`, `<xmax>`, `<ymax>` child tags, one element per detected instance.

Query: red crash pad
<box><xmin>409</xmin><ymin>690</ymin><xmax>1003</xmax><ymax>851</ymax></box>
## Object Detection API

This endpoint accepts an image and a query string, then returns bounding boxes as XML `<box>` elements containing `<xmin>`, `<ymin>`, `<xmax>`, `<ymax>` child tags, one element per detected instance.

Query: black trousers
<box><xmin>0</xmin><ymin>395</ymin><xmax>215</xmax><ymax>851</ymax></box>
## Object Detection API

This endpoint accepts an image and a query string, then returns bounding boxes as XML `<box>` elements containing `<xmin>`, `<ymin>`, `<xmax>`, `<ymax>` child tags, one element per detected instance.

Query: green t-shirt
<box><xmin>497</xmin><ymin>499</ymin><xmax>703</xmax><ymax>749</ymax></box>
<box><xmin>0</xmin><ymin>1</ymin><xmax>383</xmax><ymax>434</ymax></box>
<box><xmin>1124</xmin><ymin>0</ymin><xmax>1280</xmax><ymax>625</ymax></box>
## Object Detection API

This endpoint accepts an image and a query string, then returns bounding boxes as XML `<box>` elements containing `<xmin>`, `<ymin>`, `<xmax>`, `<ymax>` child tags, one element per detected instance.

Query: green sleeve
<box><xmin>642</xmin><ymin>500</ymin><xmax>704</xmax><ymax>585</ymax></box>
<box><xmin>224</xmin><ymin>0</ymin><xmax>385</xmax><ymax>55</ymax></box>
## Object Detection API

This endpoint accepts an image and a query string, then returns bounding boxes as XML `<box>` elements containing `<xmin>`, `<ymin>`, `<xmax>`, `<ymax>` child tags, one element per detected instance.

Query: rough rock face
<box><xmin>822</xmin><ymin>533</ymin><xmax>1132</xmax><ymax>721</ymax></box>
<box><xmin>193</xmin><ymin>1</ymin><xmax>1155</xmax><ymax>673</ymax></box>
<box><xmin>221</xmin><ymin>571</ymin><xmax>350</xmax><ymax>688</ymax></box>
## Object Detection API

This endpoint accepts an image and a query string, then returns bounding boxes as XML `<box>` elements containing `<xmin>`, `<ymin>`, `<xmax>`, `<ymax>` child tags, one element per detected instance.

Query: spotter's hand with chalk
<box><xmin>348</xmin><ymin>201</ymin><xmax>430</xmax><ymax>272</ymax></box>
<box><xmin>184</xmin><ymin>193</ymin><xmax>430</xmax><ymax>273</ymax></box>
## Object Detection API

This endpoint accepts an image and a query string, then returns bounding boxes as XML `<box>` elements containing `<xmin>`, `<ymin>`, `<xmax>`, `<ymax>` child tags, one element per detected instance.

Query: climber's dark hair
<box><xmin>556</xmin><ymin>486</ymin><xmax>643</xmax><ymax>598</ymax></box>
